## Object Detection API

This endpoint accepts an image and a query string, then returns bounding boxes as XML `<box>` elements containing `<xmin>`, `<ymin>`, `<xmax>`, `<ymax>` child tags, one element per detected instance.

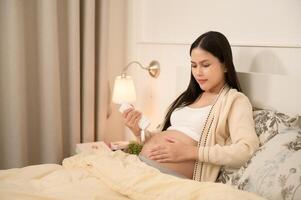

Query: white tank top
<box><xmin>167</xmin><ymin>105</ymin><xmax>212</xmax><ymax>141</ymax></box>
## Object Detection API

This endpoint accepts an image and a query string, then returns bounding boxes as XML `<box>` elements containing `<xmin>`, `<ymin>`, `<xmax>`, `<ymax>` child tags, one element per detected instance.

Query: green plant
<box><xmin>126</xmin><ymin>141</ymin><xmax>143</xmax><ymax>155</ymax></box>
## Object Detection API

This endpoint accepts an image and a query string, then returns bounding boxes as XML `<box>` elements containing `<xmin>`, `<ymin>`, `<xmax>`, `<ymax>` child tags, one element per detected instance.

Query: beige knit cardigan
<box><xmin>193</xmin><ymin>84</ymin><xmax>259</xmax><ymax>182</ymax></box>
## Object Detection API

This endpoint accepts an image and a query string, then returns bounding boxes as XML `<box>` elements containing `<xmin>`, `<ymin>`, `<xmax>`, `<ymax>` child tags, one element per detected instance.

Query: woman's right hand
<box><xmin>122</xmin><ymin>107</ymin><xmax>142</xmax><ymax>137</ymax></box>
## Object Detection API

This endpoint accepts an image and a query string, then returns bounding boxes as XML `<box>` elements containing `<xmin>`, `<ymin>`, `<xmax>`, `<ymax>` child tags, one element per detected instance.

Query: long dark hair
<box><xmin>161</xmin><ymin>31</ymin><xmax>242</xmax><ymax>131</ymax></box>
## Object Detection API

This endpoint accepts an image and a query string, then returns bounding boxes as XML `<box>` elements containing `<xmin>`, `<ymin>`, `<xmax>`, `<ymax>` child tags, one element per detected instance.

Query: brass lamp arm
<box><xmin>122</xmin><ymin>61</ymin><xmax>148</xmax><ymax>74</ymax></box>
<box><xmin>121</xmin><ymin>60</ymin><xmax>160</xmax><ymax>78</ymax></box>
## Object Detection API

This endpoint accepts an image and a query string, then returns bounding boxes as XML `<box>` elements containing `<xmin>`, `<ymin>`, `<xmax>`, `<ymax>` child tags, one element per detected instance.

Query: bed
<box><xmin>0</xmin><ymin>143</ymin><xmax>264</xmax><ymax>200</ymax></box>
<box><xmin>0</xmin><ymin>72</ymin><xmax>299</xmax><ymax>200</ymax></box>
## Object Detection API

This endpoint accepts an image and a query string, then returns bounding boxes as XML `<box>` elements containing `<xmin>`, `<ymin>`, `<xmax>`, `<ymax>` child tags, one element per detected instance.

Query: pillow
<box><xmin>253</xmin><ymin>109</ymin><xmax>299</xmax><ymax>146</ymax></box>
<box><xmin>227</xmin><ymin>127</ymin><xmax>301</xmax><ymax>200</ymax></box>
<box><xmin>216</xmin><ymin>110</ymin><xmax>299</xmax><ymax>184</ymax></box>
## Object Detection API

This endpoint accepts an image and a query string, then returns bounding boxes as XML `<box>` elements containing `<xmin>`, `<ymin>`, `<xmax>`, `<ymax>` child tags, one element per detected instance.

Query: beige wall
<box><xmin>104</xmin><ymin>0</ymin><xmax>127</xmax><ymax>142</ymax></box>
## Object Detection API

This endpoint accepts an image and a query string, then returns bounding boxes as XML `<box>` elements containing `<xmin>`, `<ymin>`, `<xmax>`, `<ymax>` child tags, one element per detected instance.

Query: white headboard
<box><xmin>237</xmin><ymin>72</ymin><xmax>301</xmax><ymax>116</ymax></box>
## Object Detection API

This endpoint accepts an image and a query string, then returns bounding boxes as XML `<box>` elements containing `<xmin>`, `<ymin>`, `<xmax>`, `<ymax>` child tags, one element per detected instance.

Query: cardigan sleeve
<box><xmin>198</xmin><ymin>95</ymin><xmax>259</xmax><ymax>168</ymax></box>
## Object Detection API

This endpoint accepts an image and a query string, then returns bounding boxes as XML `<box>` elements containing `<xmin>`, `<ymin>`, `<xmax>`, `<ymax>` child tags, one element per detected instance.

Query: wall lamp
<box><xmin>112</xmin><ymin>60</ymin><xmax>160</xmax><ymax>104</ymax></box>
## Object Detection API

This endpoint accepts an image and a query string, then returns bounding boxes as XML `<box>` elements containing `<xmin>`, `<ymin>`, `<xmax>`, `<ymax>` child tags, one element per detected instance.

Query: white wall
<box><xmin>104</xmin><ymin>0</ymin><xmax>127</xmax><ymax>142</ymax></box>
<box><xmin>125</xmin><ymin>0</ymin><xmax>301</xmax><ymax>136</ymax></box>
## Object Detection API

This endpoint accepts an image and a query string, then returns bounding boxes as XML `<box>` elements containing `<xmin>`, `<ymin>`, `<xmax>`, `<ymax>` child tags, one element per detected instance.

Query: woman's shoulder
<box><xmin>226</xmin><ymin>88</ymin><xmax>252</xmax><ymax>107</ymax></box>
<box><xmin>228</xmin><ymin>88</ymin><xmax>249</xmax><ymax>99</ymax></box>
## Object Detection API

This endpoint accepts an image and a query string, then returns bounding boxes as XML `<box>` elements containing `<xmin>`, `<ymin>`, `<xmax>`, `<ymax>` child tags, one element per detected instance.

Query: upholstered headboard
<box><xmin>237</xmin><ymin>72</ymin><xmax>300</xmax><ymax>116</ymax></box>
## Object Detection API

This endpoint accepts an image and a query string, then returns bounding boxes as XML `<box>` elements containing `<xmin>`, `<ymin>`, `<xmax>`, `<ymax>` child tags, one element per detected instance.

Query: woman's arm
<box><xmin>197</xmin><ymin>95</ymin><xmax>259</xmax><ymax>168</ymax></box>
<box><xmin>148</xmin><ymin>137</ymin><xmax>199</xmax><ymax>162</ymax></box>
<box><xmin>122</xmin><ymin>108</ymin><xmax>158</xmax><ymax>143</ymax></box>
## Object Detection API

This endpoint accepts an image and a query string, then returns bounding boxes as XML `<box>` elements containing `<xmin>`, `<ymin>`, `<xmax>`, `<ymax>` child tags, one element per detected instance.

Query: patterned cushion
<box><xmin>227</xmin><ymin>128</ymin><xmax>301</xmax><ymax>200</ymax></box>
<box><xmin>216</xmin><ymin>110</ymin><xmax>299</xmax><ymax>184</ymax></box>
<box><xmin>253</xmin><ymin>110</ymin><xmax>299</xmax><ymax>146</ymax></box>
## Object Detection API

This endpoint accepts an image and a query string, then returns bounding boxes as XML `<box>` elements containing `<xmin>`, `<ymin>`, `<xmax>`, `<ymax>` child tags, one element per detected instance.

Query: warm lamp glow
<box><xmin>112</xmin><ymin>75</ymin><xmax>136</xmax><ymax>104</ymax></box>
<box><xmin>112</xmin><ymin>60</ymin><xmax>160</xmax><ymax>105</ymax></box>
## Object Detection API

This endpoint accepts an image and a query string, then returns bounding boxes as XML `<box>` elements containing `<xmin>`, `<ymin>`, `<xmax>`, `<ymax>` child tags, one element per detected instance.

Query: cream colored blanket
<box><xmin>0</xmin><ymin>147</ymin><xmax>266</xmax><ymax>200</ymax></box>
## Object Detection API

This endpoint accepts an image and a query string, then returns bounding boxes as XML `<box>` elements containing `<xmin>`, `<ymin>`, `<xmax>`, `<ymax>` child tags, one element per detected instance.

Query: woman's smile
<box><xmin>197</xmin><ymin>79</ymin><xmax>208</xmax><ymax>84</ymax></box>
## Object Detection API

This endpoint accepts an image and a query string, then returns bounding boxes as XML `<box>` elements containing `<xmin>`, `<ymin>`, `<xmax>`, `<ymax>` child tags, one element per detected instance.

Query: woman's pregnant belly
<box><xmin>139</xmin><ymin>130</ymin><xmax>198</xmax><ymax>179</ymax></box>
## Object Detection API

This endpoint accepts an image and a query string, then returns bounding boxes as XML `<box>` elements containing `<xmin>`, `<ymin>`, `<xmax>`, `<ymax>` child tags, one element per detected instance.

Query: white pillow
<box><xmin>253</xmin><ymin>109</ymin><xmax>299</xmax><ymax>145</ymax></box>
<box><xmin>217</xmin><ymin>110</ymin><xmax>299</xmax><ymax>184</ymax></box>
<box><xmin>227</xmin><ymin>127</ymin><xmax>301</xmax><ymax>200</ymax></box>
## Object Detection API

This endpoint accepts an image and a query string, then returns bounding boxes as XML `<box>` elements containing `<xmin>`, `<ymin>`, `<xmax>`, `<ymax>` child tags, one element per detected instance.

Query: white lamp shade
<box><xmin>112</xmin><ymin>75</ymin><xmax>136</xmax><ymax>104</ymax></box>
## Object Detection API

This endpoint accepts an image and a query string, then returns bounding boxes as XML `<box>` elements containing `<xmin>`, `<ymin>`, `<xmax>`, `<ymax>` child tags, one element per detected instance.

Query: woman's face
<box><xmin>191</xmin><ymin>48</ymin><xmax>226</xmax><ymax>93</ymax></box>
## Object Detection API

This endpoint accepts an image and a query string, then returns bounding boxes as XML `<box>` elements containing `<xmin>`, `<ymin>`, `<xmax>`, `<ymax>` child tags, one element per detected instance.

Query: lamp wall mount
<box><xmin>121</xmin><ymin>60</ymin><xmax>160</xmax><ymax>78</ymax></box>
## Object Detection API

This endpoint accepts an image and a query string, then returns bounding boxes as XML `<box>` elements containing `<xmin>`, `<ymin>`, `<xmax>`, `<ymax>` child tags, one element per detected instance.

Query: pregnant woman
<box><xmin>122</xmin><ymin>31</ymin><xmax>259</xmax><ymax>182</ymax></box>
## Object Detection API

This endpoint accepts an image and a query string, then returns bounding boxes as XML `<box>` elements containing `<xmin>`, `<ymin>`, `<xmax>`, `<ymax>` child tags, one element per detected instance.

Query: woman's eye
<box><xmin>203</xmin><ymin>64</ymin><xmax>210</xmax><ymax>67</ymax></box>
<box><xmin>191</xmin><ymin>64</ymin><xmax>197</xmax><ymax>68</ymax></box>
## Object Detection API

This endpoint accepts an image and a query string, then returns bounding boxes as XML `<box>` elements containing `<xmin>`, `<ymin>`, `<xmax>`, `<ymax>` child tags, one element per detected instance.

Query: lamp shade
<box><xmin>112</xmin><ymin>75</ymin><xmax>136</xmax><ymax>104</ymax></box>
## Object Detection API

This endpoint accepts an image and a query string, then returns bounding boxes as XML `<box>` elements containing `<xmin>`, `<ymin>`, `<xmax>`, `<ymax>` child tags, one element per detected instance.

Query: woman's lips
<box><xmin>197</xmin><ymin>79</ymin><xmax>207</xmax><ymax>84</ymax></box>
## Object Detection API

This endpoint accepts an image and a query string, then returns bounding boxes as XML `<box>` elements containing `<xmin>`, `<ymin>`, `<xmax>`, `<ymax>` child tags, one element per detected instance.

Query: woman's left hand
<box><xmin>148</xmin><ymin>137</ymin><xmax>198</xmax><ymax>163</ymax></box>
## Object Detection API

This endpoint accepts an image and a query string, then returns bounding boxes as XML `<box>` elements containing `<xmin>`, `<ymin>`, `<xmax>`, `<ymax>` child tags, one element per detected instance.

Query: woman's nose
<box><xmin>196</xmin><ymin>66</ymin><xmax>203</xmax><ymax>75</ymax></box>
